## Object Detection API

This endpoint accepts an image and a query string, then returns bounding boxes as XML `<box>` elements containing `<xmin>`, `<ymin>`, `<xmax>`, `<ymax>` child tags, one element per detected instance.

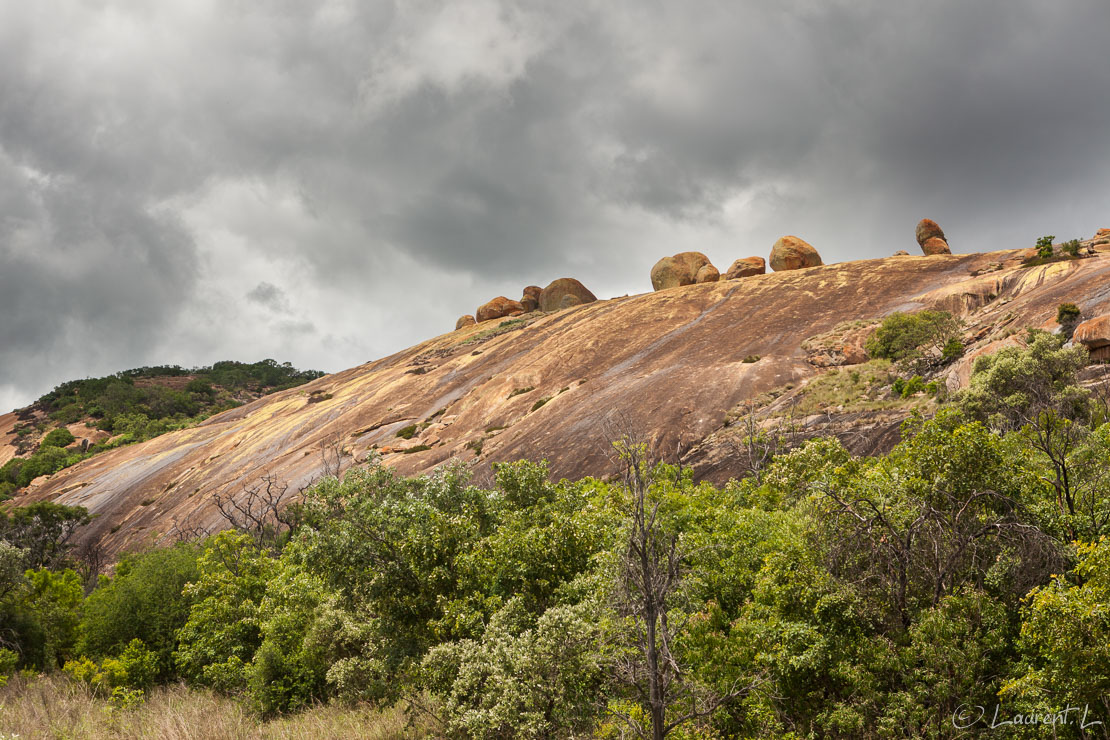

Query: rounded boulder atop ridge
<box><xmin>539</xmin><ymin>278</ymin><xmax>597</xmax><ymax>312</ymax></box>
<box><xmin>650</xmin><ymin>252</ymin><xmax>713</xmax><ymax>290</ymax></box>
<box><xmin>769</xmin><ymin>236</ymin><xmax>823</xmax><ymax>272</ymax></box>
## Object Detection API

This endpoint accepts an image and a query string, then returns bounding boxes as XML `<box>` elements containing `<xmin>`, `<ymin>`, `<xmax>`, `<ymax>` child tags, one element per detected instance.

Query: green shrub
<box><xmin>1036</xmin><ymin>235</ymin><xmax>1055</xmax><ymax>260</ymax></box>
<box><xmin>1062</xmin><ymin>239</ymin><xmax>1081</xmax><ymax>257</ymax></box>
<box><xmin>395</xmin><ymin>424</ymin><xmax>418</xmax><ymax>439</ymax></box>
<box><xmin>401</xmin><ymin>444</ymin><xmax>432</xmax><ymax>454</ymax></box>
<box><xmin>79</xmin><ymin>542</ymin><xmax>201</xmax><ymax>681</ymax></box>
<box><xmin>40</xmin><ymin>428</ymin><xmax>76</xmax><ymax>449</ymax></box>
<box><xmin>507</xmin><ymin>386</ymin><xmax>535</xmax><ymax>398</ymax></box>
<box><xmin>1057</xmin><ymin>302</ymin><xmax>1081</xmax><ymax>325</ymax></box>
<box><xmin>63</xmin><ymin>639</ymin><xmax>159</xmax><ymax>693</ymax></box>
<box><xmin>530</xmin><ymin>398</ymin><xmax>549</xmax><ymax>412</ymax></box>
<box><xmin>865</xmin><ymin>310</ymin><xmax>961</xmax><ymax>372</ymax></box>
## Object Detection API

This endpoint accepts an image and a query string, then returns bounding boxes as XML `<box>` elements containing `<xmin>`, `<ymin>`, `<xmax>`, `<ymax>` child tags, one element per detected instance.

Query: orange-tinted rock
<box><xmin>560</xmin><ymin>294</ymin><xmax>582</xmax><ymax>309</ymax></box>
<box><xmin>725</xmin><ymin>257</ymin><xmax>766</xmax><ymax>279</ymax></box>
<box><xmin>650</xmin><ymin>252</ymin><xmax>712</xmax><ymax>290</ymax></box>
<box><xmin>476</xmin><ymin>297</ymin><xmax>522</xmax><ymax>323</ymax></box>
<box><xmin>1074</xmin><ymin>315</ymin><xmax>1110</xmax><ymax>352</ymax></box>
<box><xmin>769</xmin><ymin>236</ymin><xmax>822</xmax><ymax>271</ymax></box>
<box><xmin>456</xmin><ymin>315</ymin><xmax>476</xmax><ymax>330</ymax></box>
<box><xmin>1097</xmin><ymin>228</ymin><xmax>1110</xmax><ymax>238</ymax></box>
<box><xmin>893</xmin><ymin>250</ymin><xmax>910</xmax><ymax>256</ymax></box>
<box><xmin>539</xmin><ymin>278</ymin><xmax>597</xmax><ymax>312</ymax></box>
<box><xmin>922</xmin><ymin>237</ymin><xmax>952</xmax><ymax>256</ymax></box>
<box><xmin>916</xmin><ymin>219</ymin><xmax>946</xmax><ymax>247</ymax></box>
<box><xmin>695</xmin><ymin>264</ymin><xmax>720</xmax><ymax>283</ymax></box>
<box><xmin>520</xmin><ymin>285</ymin><xmax>542</xmax><ymax>312</ymax></box>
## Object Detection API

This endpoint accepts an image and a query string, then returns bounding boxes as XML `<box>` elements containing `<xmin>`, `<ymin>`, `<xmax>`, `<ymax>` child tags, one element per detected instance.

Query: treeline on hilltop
<box><xmin>1</xmin><ymin>360</ymin><xmax>324</xmax><ymax>500</ymax></box>
<box><xmin>2</xmin><ymin>329</ymin><xmax>1110</xmax><ymax>738</ymax></box>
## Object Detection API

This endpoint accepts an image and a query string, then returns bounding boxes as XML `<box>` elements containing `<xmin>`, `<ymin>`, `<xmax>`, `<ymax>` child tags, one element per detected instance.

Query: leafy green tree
<box><xmin>175</xmin><ymin>531</ymin><xmax>277</xmax><ymax>691</ymax></box>
<box><xmin>865</xmin><ymin>310</ymin><xmax>961</xmax><ymax>373</ymax></box>
<box><xmin>1036</xmin><ymin>235</ymin><xmax>1056</xmax><ymax>260</ymax></box>
<box><xmin>1002</xmin><ymin>537</ymin><xmax>1110</xmax><ymax>721</ymax></box>
<box><xmin>0</xmin><ymin>502</ymin><xmax>90</xmax><ymax>570</ymax></box>
<box><xmin>79</xmin><ymin>542</ymin><xmax>201</xmax><ymax>680</ymax></box>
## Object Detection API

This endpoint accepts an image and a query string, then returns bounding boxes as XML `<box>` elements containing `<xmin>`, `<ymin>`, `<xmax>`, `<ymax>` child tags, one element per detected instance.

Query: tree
<box><xmin>610</xmin><ymin>439</ymin><xmax>759</xmax><ymax>739</ymax></box>
<box><xmin>864</xmin><ymin>310</ymin><xmax>962</xmax><ymax>374</ymax></box>
<box><xmin>0</xmin><ymin>502</ymin><xmax>90</xmax><ymax>570</ymax></box>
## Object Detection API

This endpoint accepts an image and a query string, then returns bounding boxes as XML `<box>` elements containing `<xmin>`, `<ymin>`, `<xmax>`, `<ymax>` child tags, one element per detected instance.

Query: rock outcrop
<box><xmin>695</xmin><ymin>264</ymin><xmax>720</xmax><ymax>283</ymax></box>
<box><xmin>650</xmin><ymin>252</ymin><xmax>713</xmax><ymax>290</ymax></box>
<box><xmin>539</xmin><ymin>278</ymin><xmax>597</xmax><ymax>312</ymax></box>
<box><xmin>916</xmin><ymin>219</ymin><xmax>951</xmax><ymax>255</ymax></box>
<box><xmin>1073</xmin><ymin>315</ymin><xmax>1110</xmax><ymax>361</ymax></box>
<box><xmin>893</xmin><ymin>250</ymin><xmax>910</xmax><ymax>256</ymax></box>
<box><xmin>456</xmin><ymin>315</ymin><xmax>476</xmax><ymax>330</ymax></box>
<box><xmin>725</xmin><ymin>257</ymin><xmax>766</xmax><ymax>279</ymax></box>
<box><xmin>520</xmin><ymin>286</ymin><xmax>542</xmax><ymax>313</ymax></box>
<box><xmin>15</xmin><ymin>234</ymin><xmax>1110</xmax><ymax>558</ymax></box>
<box><xmin>922</xmin><ymin>237</ymin><xmax>952</xmax><ymax>256</ymax></box>
<box><xmin>476</xmin><ymin>297</ymin><xmax>525</xmax><ymax>323</ymax></box>
<box><xmin>769</xmin><ymin>236</ymin><xmax>822</xmax><ymax>271</ymax></box>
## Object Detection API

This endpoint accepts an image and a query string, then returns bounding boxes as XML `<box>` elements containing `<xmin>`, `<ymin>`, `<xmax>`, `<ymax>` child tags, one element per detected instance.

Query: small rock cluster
<box><xmin>915</xmin><ymin>219</ymin><xmax>952</xmax><ymax>255</ymax></box>
<box><xmin>648</xmin><ymin>237</ymin><xmax>824</xmax><ymax>292</ymax></box>
<box><xmin>458</xmin><ymin>278</ymin><xmax>597</xmax><ymax>329</ymax></box>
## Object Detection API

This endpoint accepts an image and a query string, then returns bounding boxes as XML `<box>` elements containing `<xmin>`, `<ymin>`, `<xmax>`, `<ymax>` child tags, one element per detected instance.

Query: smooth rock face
<box><xmin>769</xmin><ymin>236</ymin><xmax>823</xmax><ymax>272</ymax></box>
<box><xmin>650</xmin><ymin>252</ymin><xmax>712</xmax><ymax>290</ymax></box>
<box><xmin>560</xmin><ymin>294</ymin><xmax>582</xmax><ymax>309</ymax></box>
<box><xmin>695</xmin><ymin>264</ymin><xmax>720</xmax><ymax>283</ymax></box>
<box><xmin>539</xmin><ymin>278</ymin><xmax>597</xmax><ymax>312</ymax></box>
<box><xmin>916</xmin><ymin>219</ymin><xmax>946</xmax><ymax>248</ymax></box>
<box><xmin>725</xmin><ymin>257</ymin><xmax>766</xmax><ymax>279</ymax></box>
<box><xmin>476</xmin><ymin>297</ymin><xmax>525</xmax><ymax>323</ymax></box>
<box><xmin>520</xmin><ymin>285</ymin><xmax>542</xmax><ymax>312</ymax></box>
<box><xmin>456</xmin><ymin>315</ymin><xmax>476</xmax><ymax>330</ymax></box>
<box><xmin>922</xmin><ymin>237</ymin><xmax>952</xmax><ymax>256</ymax></box>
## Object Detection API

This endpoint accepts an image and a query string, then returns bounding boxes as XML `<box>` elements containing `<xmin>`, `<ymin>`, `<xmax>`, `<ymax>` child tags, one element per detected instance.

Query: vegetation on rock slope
<box><xmin>1</xmin><ymin>360</ymin><xmax>323</xmax><ymax>501</ymax></box>
<box><xmin>2</xmin><ymin>326</ymin><xmax>1110</xmax><ymax>738</ymax></box>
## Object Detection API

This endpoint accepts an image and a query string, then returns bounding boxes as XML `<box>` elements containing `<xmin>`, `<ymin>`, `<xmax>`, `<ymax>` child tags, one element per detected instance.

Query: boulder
<box><xmin>560</xmin><ymin>294</ymin><xmax>582</xmax><ymax>309</ymax></box>
<box><xmin>725</xmin><ymin>257</ymin><xmax>766</xmax><ymax>279</ymax></box>
<box><xmin>539</xmin><ymin>278</ymin><xmax>597</xmax><ymax>312</ymax></box>
<box><xmin>1073</xmin><ymin>315</ymin><xmax>1110</xmax><ymax>361</ymax></box>
<box><xmin>650</xmin><ymin>252</ymin><xmax>712</xmax><ymax>290</ymax></box>
<box><xmin>476</xmin><ymin>297</ymin><xmax>524</xmax><ymax>323</ymax></box>
<box><xmin>915</xmin><ymin>219</ymin><xmax>946</xmax><ymax>247</ymax></box>
<box><xmin>695</xmin><ymin>264</ymin><xmax>720</xmax><ymax>283</ymax></box>
<box><xmin>921</xmin><ymin>237</ymin><xmax>952</xmax><ymax>256</ymax></box>
<box><xmin>892</xmin><ymin>250</ymin><xmax>910</xmax><ymax>256</ymax></box>
<box><xmin>520</xmin><ymin>285</ymin><xmax>542</xmax><ymax>312</ymax></box>
<box><xmin>769</xmin><ymin>236</ymin><xmax>823</xmax><ymax>272</ymax></box>
<box><xmin>455</xmin><ymin>314</ymin><xmax>476</xmax><ymax>330</ymax></box>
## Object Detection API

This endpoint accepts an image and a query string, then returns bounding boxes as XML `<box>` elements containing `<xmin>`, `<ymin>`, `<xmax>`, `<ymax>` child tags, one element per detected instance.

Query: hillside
<box><xmin>9</xmin><ymin>231</ymin><xmax>1110</xmax><ymax>556</ymax></box>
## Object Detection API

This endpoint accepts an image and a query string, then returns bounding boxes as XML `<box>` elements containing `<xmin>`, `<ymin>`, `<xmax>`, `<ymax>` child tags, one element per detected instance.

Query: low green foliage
<box><xmin>39</xmin><ymin>428</ymin><xmax>75</xmax><ymax>449</ymax></box>
<box><xmin>1057</xmin><ymin>302</ymin><xmax>1081</xmax><ymax>325</ymax></box>
<box><xmin>1036</xmin><ymin>234</ymin><xmax>1055</xmax><ymax>260</ymax></box>
<box><xmin>865</xmin><ymin>310</ymin><xmax>961</xmax><ymax>373</ymax></box>
<box><xmin>395</xmin><ymin>424</ymin><xmax>418</xmax><ymax>439</ymax></box>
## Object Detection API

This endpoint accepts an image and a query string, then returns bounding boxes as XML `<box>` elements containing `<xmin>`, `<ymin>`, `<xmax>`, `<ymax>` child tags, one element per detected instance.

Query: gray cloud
<box><xmin>3</xmin><ymin>0</ymin><xmax>1110</xmax><ymax>411</ymax></box>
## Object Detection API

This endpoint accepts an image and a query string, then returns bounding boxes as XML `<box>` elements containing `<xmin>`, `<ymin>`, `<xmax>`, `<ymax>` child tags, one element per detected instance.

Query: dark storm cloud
<box><xmin>3</xmin><ymin>0</ymin><xmax>1110</xmax><ymax>411</ymax></box>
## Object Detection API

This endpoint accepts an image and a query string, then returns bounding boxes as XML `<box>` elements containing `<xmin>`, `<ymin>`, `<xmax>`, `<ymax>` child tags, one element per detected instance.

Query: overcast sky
<box><xmin>3</xmin><ymin>1</ymin><xmax>1110</xmax><ymax>412</ymax></box>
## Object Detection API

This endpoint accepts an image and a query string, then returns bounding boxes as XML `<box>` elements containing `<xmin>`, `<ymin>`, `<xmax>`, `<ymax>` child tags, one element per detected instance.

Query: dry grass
<box><xmin>0</xmin><ymin>673</ymin><xmax>431</xmax><ymax>740</ymax></box>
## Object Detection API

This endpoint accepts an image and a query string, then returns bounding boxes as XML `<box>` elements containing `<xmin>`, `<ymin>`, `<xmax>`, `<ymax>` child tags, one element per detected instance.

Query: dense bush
<box><xmin>5</xmin><ymin>330</ymin><xmax>1110</xmax><ymax>736</ymax></box>
<box><xmin>865</xmin><ymin>310</ymin><xmax>961</xmax><ymax>373</ymax></box>
<box><xmin>39</xmin><ymin>428</ymin><xmax>75</xmax><ymax>449</ymax></box>
<box><xmin>78</xmin><ymin>543</ymin><xmax>201</xmax><ymax>680</ymax></box>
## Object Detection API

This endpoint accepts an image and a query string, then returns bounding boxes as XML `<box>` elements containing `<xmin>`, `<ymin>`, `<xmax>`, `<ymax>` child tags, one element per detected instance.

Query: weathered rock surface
<box><xmin>476</xmin><ymin>297</ymin><xmax>524</xmax><ymax>323</ymax></box>
<box><xmin>456</xmin><ymin>315</ymin><xmax>476</xmax><ymax>330</ymax></box>
<box><xmin>725</xmin><ymin>257</ymin><xmax>766</xmax><ymax>279</ymax></box>
<box><xmin>695</xmin><ymin>264</ymin><xmax>720</xmax><ymax>283</ymax></box>
<box><xmin>13</xmin><ymin>236</ymin><xmax>1110</xmax><ymax>558</ymax></box>
<box><xmin>893</xmin><ymin>250</ymin><xmax>910</xmax><ymax>256</ymax></box>
<box><xmin>520</xmin><ymin>285</ymin><xmax>542</xmax><ymax>312</ymax></box>
<box><xmin>650</xmin><ymin>252</ymin><xmax>712</xmax><ymax>290</ymax></box>
<box><xmin>1074</xmin><ymin>315</ymin><xmax>1110</xmax><ymax>361</ymax></box>
<box><xmin>916</xmin><ymin>218</ymin><xmax>946</xmax><ymax>247</ymax></box>
<box><xmin>539</xmin><ymin>278</ymin><xmax>596</xmax><ymax>312</ymax></box>
<box><xmin>769</xmin><ymin>236</ymin><xmax>822</xmax><ymax>271</ymax></box>
<box><xmin>922</xmin><ymin>237</ymin><xmax>952</xmax><ymax>256</ymax></box>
